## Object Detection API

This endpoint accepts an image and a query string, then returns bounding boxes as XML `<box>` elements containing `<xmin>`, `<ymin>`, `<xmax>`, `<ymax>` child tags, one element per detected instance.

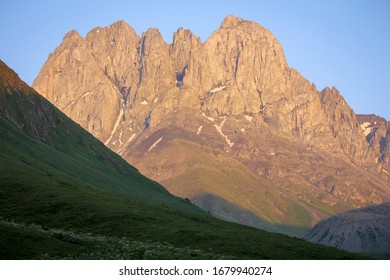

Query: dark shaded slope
<box><xmin>304</xmin><ymin>203</ymin><xmax>390</xmax><ymax>257</ymax></box>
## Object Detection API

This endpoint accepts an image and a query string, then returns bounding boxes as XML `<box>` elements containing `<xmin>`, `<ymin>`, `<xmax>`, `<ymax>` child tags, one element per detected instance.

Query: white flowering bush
<box><xmin>0</xmin><ymin>217</ymin><xmax>231</xmax><ymax>259</ymax></box>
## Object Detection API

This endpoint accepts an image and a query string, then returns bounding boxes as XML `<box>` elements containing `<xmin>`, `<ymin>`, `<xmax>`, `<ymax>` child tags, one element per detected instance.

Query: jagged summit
<box><xmin>63</xmin><ymin>29</ymin><xmax>84</xmax><ymax>42</ymax></box>
<box><xmin>33</xmin><ymin>17</ymin><xmax>390</xmax><ymax>235</ymax></box>
<box><xmin>110</xmin><ymin>19</ymin><xmax>131</xmax><ymax>28</ymax></box>
<box><xmin>142</xmin><ymin>27</ymin><xmax>164</xmax><ymax>39</ymax></box>
<box><xmin>87</xmin><ymin>19</ymin><xmax>138</xmax><ymax>37</ymax></box>
<box><xmin>89</xmin><ymin>19</ymin><xmax>135</xmax><ymax>32</ymax></box>
<box><xmin>220</xmin><ymin>15</ymin><xmax>247</xmax><ymax>28</ymax></box>
<box><xmin>173</xmin><ymin>27</ymin><xmax>202</xmax><ymax>44</ymax></box>
<box><xmin>171</xmin><ymin>27</ymin><xmax>201</xmax><ymax>72</ymax></box>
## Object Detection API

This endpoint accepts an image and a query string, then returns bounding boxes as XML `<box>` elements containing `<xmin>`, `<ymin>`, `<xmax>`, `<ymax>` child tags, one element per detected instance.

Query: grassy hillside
<box><xmin>126</xmin><ymin>128</ymin><xmax>314</xmax><ymax>235</ymax></box>
<box><xmin>0</xmin><ymin>60</ymin><xmax>366</xmax><ymax>259</ymax></box>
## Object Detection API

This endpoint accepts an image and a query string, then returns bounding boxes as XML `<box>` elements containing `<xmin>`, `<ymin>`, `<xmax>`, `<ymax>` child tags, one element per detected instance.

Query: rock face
<box><xmin>33</xmin><ymin>30</ymin><xmax>123</xmax><ymax>141</ymax></box>
<box><xmin>304</xmin><ymin>203</ymin><xmax>390</xmax><ymax>254</ymax></box>
<box><xmin>33</xmin><ymin>16</ymin><xmax>390</xmax><ymax>235</ymax></box>
<box><xmin>357</xmin><ymin>114</ymin><xmax>390</xmax><ymax>175</ymax></box>
<box><xmin>171</xmin><ymin>27</ymin><xmax>202</xmax><ymax>75</ymax></box>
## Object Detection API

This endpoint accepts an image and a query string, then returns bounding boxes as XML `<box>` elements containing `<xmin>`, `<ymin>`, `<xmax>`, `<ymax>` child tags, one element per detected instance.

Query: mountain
<box><xmin>33</xmin><ymin>15</ymin><xmax>390</xmax><ymax>236</ymax></box>
<box><xmin>304</xmin><ymin>202</ymin><xmax>390</xmax><ymax>257</ymax></box>
<box><xmin>1</xmin><ymin>59</ymin><xmax>366</xmax><ymax>259</ymax></box>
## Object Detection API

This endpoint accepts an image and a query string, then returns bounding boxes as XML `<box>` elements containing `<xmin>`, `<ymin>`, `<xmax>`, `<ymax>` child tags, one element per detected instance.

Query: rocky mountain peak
<box><xmin>220</xmin><ymin>15</ymin><xmax>247</xmax><ymax>28</ymax></box>
<box><xmin>110</xmin><ymin>19</ymin><xmax>131</xmax><ymax>29</ymax></box>
<box><xmin>174</xmin><ymin>27</ymin><xmax>195</xmax><ymax>38</ymax></box>
<box><xmin>85</xmin><ymin>18</ymin><xmax>140</xmax><ymax>98</ymax></box>
<box><xmin>184</xmin><ymin>14</ymin><xmax>289</xmax><ymax>117</ymax></box>
<box><xmin>320</xmin><ymin>86</ymin><xmax>348</xmax><ymax>111</ymax></box>
<box><xmin>33</xmin><ymin>25</ymin><xmax>123</xmax><ymax>142</ymax></box>
<box><xmin>64</xmin><ymin>29</ymin><xmax>82</xmax><ymax>39</ymax></box>
<box><xmin>141</xmin><ymin>28</ymin><xmax>165</xmax><ymax>44</ymax></box>
<box><xmin>321</xmin><ymin>86</ymin><xmax>342</xmax><ymax>99</ymax></box>
<box><xmin>139</xmin><ymin>28</ymin><xmax>172</xmax><ymax>67</ymax></box>
<box><xmin>63</xmin><ymin>30</ymin><xmax>84</xmax><ymax>45</ymax></box>
<box><xmin>138</xmin><ymin>28</ymin><xmax>175</xmax><ymax>97</ymax></box>
<box><xmin>319</xmin><ymin>86</ymin><xmax>378</xmax><ymax>167</ymax></box>
<box><xmin>171</xmin><ymin>27</ymin><xmax>201</xmax><ymax>73</ymax></box>
<box><xmin>86</xmin><ymin>19</ymin><xmax>139</xmax><ymax>42</ymax></box>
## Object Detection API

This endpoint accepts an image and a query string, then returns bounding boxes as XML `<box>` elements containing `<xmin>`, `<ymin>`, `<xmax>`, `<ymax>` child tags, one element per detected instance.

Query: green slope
<box><xmin>0</xmin><ymin>60</ymin><xmax>366</xmax><ymax>259</ymax></box>
<box><xmin>127</xmin><ymin>129</ymin><xmax>313</xmax><ymax>235</ymax></box>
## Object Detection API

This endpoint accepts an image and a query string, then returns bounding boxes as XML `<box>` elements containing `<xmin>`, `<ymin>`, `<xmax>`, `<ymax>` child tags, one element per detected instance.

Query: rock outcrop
<box><xmin>170</xmin><ymin>27</ymin><xmax>201</xmax><ymax>76</ymax></box>
<box><xmin>33</xmin><ymin>29</ymin><xmax>122</xmax><ymax>141</ymax></box>
<box><xmin>33</xmin><ymin>16</ymin><xmax>390</xmax><ymax>235</ymax></box>
<box><xmin>357</xmin><ymin>114</ymin><xmax>390</xmax><ymax>175</ymax></box>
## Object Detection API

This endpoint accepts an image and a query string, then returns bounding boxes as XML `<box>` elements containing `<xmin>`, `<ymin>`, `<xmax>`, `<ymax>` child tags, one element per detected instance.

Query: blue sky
<box><xmin>1</xmin><ymin>0</ymin><xmax>389</xmax><ymax>119</ymax></box>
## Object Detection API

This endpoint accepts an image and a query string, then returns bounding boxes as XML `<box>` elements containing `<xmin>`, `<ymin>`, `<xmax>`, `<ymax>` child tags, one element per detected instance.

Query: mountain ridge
<box><xmin>33</xmin><ymin>15</ymin><xmax>390</xmax><ymax>235</ymax></box>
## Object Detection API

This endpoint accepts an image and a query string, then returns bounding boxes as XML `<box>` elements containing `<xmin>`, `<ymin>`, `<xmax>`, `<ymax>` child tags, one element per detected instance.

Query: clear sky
<box><xmin>1</xmin><ymin>0</ymin><xmax>389</xmax><ymax>119</ymax></box>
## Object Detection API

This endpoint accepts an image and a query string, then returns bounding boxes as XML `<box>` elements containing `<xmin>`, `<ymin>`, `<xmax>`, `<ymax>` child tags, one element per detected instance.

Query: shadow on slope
<box><xmin>192</xmin><ymin>193</ymin><xmax>310</xmax><ymax>236</ymax></box>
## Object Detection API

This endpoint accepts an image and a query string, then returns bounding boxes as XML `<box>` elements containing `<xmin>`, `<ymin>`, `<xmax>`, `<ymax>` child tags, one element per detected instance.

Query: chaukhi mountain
<box><xmin>33</xmin><ymin>15</ymin><xmax>390</xmax><ymax>236</ymax></box>
<box><xmin>1</xmin><ymin>59</ymin><xmax>364</xmax><ymax>260</ymax></box>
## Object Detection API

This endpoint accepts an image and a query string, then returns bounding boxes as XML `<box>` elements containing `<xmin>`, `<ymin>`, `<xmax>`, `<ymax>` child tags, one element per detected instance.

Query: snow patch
<box><xmin>104</xmin><ymin>110</ymin><xmax>124</xmax><ymax>145</ymax></box>
<box><xmin>148</xmin><ymin>137</ymin><xmax>163</xmax><ymax>152</ymax></box>
<box><xmin>244</xmin><ymin>115</ymin><xmax>253</xmax><ymax>123</ymax></box>
<box><xmin>117</xmin><ymin>133</ymin><xmax>136</xmax><ymax>155</ymax></box>
<box><xmin>197</xmin><ymin>125</ymin><xmax>203</xmax><ymax>135</ymax></box>
<box><xmin>154</xmin><ymin>97</ymin><xmax>159</xmax><ymax>103</ymax></box>
<box><xmin>202</xmin><ymin>112</ymin><xmax>215</xmax><ymax>122</ymax></box>
<box><xmin>118</xmin><ymin>128</ymin><xmax>123</xmax><ymax>145</ymax></box>
<box><xmin>210</xmin><ymin>85</ymin><xmax>227</xmax><ymax>93</ymax></box>
<box><xmin>80</xmin><ymin>91</ymin><xmax>91</xmax><ymax>98</ymax></box>
<box><xmin>360</xmin><ymin>122</ymin><xmax>373</xmax><ymax>136</ymax></box>
<box><xmin>65</xmin><ymin>101</ymin><xmax>76</xmax><ymax>108</ymax></box>
<box><xmin>141</xmin><ymin>100</ymin><xmax>148</xmax><ymax>105</ymax></box>
<box><xmin>214</xmin><ymin>117</ymin><xmax>234</xmax><ymax>148</ymax></box>
<box><xmin>62</xmin><ymin>91</ymin><xmax>95</xmax><ymax>110</ymax></box>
